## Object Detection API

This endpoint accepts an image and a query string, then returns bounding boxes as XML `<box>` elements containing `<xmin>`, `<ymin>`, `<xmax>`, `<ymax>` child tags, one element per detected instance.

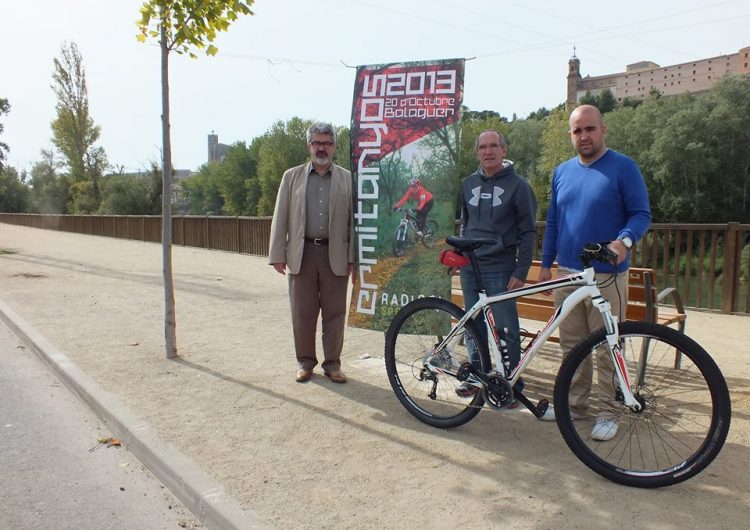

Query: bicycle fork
<box><xmin>594</xmin><ymin>296</ymin><xmax>642</xmax><ymax>412</ymax></box>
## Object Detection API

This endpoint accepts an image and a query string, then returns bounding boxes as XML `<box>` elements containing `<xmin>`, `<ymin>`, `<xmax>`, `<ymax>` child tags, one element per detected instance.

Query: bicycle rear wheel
<box><xmin>553</xmin><ymin>321</ymin><xmax>731</xmax><ymax>488</ymax></box>
<box><xmin>393</xmin><ymin>224</ymin><xmax>407</xmax><ymax>257</ymax></box>
<box><xmin>385</xmin><ymin>298</ymin><xmax>490</xmax><ymax>428</ymax></box>
<box><xmin>421</xmin><ymin>220</ymin><xmax>439</xmax><ymax>248</ymax></box>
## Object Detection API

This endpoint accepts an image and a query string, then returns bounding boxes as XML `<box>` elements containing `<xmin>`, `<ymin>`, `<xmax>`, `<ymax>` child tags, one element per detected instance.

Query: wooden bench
<box><xmin>450</xmin><ymin>261</ymin><xmax>686</xmax><ymax>344</ymax></box>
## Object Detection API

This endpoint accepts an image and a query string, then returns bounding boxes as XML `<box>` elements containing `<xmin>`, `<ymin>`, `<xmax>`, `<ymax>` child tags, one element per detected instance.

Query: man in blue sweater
<box><xmin>456</xmin><ymin>130</ymin><xmax>537</xmax><ymax>402</ymax></box>
<box><xmin>538</xmin><ymin>105</ymin><xmax>651</xmax><ymax>439</ymax></box>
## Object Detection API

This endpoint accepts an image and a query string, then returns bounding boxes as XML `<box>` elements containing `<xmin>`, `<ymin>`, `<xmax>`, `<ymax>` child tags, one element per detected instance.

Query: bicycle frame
<box><xmin>433</xmin><ymin>266</ymin><xmax>642</xmax><ymax>411</ymax></box>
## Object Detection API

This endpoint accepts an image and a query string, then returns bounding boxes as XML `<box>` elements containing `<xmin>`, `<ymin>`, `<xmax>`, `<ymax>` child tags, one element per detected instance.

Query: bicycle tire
<box><xmin>392</xmin><ymin>224</ymin><xmax>407</xmax><ymax>257</ymax></box>
<box><xmin>553</xmin><ymin>321</ymin><xmax>731</xmax><ymax>488</ymax></box>
<box><xmin>421</xmin><ymin>220</ymin><xmax>439</xmax><ymax>248</ymax></box>
<box><xmin>385</xmin><ymin>297</ymin><xmax>491</xmax><ymax>428</ymax></box>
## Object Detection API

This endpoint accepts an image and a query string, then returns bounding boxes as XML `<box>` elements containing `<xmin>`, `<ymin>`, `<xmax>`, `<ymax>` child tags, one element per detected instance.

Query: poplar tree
<box><xmin>50</xmin><ymin>42</ymin><xmax>107</xmax><ymax>212</ymax></box>
<box><xmin>137</xmin><ymin>0</ymin><xmax>255</xmax><ymax>358</ymax></box>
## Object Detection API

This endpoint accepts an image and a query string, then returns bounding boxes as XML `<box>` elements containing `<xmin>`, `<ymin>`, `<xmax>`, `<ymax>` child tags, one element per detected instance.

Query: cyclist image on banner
<box><xmin>393</xmin><ymin>177</ymin><xmax>434</xmax><ymax>236</ymax></box>
<box><xmin>391</xmin><ymin>177</ymin><xmax>439</xmax><ymax>257</ymax></box>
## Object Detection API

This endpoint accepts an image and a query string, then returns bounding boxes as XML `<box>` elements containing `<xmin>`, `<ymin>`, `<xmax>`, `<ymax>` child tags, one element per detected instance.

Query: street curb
<box><xmin>0</xmin><ymin>299</ymin><xmax>273</xmax><ymax>530</ymax></box>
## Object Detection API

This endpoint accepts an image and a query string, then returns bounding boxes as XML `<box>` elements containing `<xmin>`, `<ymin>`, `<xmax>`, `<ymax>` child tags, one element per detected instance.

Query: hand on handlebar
<box><xmin>608</xmin><ymin>240</ymin><xmax>629</xmax><ymax>265</ymax></box>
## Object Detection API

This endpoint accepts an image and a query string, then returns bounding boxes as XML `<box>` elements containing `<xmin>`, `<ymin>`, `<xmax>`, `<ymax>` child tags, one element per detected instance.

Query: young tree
<box><xmin>50</xmin><ymin>42</ymin><xmax>107</xmax><ymax>212</ymax></box>
<box><xmin>137</xmin><ymin>0</ymin><xmax>255</xmax><ymax>358</ymax></box>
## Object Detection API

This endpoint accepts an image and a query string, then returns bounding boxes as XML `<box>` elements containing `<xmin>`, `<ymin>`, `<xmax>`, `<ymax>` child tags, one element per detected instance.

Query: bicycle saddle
<box><xmin>446</xmin><ymin>236</ymin><xmax>497</xmax><ymax>252</ymax></box>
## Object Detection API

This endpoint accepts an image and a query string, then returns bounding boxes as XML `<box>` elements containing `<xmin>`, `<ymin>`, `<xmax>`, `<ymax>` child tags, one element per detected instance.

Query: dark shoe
<box><xmin>325</xmin><ymin>369</ymin><xmax>347</xmax><ymax>384</ymax></box>
<box><xmin>295</xmin><ymin>369</ymin><xmax>313</xmax><ymax>383</ymax></box>
<box><xmin>455</xmin><ymin>383</ymin><xmax>479</xmax><ymax>398</ymax></box>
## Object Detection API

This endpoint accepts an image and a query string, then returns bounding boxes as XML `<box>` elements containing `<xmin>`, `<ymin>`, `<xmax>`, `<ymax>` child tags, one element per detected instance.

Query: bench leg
<box><xmin>673</xmin><ymin>321</ymin><xmax>686</xmax><ymax>370</ymax></box>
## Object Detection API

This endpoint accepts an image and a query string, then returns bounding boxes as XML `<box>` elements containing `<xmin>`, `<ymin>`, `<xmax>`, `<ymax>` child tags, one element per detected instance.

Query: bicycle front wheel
<box><xmin>392</xmin><ymin>224</ymin><xmax>407</xmax><ymax>257</ymax></box>
<box><xmin>553</xmin><ymin>321</ymin><xmax>731</xmax><ymax>488</ymax></box>
<box><xmin>385</xmin><ymin>297</ymin><xmax>490</xmax><ymax>428</ymax></box>
<box><xmin>421</xmin><ymin>219</ymin><xmax>439</xmax><ymax>248</ymax></box>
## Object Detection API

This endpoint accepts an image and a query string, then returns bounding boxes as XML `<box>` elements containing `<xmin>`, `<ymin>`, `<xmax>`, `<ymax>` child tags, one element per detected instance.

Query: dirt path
<box><xmin>1</xmin><ymin>224</ymin><xmax>748</xmax><ymax>530</ymax></box>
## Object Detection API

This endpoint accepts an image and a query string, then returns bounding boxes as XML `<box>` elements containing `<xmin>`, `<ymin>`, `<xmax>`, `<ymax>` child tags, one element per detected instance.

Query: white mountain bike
<box><xmin>384</xmin><ymin>236</ymin><xmax>731</xmax><ymax>488</ymax></box>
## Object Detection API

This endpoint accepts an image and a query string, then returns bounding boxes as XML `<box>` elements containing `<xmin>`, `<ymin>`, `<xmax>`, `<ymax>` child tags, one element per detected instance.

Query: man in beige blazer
<box><xmin>268</xmin><ymin>122</ymin><xmax>355</xmax><ymax>383</ymax></box>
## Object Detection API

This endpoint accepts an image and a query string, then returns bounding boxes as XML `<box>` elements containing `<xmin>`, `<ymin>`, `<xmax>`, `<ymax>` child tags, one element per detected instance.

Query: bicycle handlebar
<box><xmin>580</xmin><ymin>242</ymin><xmax>618</xmax><ymax>268</ymax></box>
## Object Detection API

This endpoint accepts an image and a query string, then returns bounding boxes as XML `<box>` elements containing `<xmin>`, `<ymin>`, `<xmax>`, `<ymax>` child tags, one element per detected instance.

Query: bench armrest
<box><xmin>657</xmin><ymin>287</ymin><xmax>685</xmax><ymax>315</ymax></box>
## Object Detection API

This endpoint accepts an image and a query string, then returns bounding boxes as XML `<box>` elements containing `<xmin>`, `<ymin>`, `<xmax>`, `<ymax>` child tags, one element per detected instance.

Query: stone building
<box><xmin>567</xmin><ymin>46</ymin><xmax>750</xmax><ymax>108</ymax></box>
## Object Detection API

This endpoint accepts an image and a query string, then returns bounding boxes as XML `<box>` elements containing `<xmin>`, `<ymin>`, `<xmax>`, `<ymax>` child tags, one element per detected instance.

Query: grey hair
<box><xmin>474</xmin><ymin>130</ymin><xmax>507</xmax><ymax>150</ymax></box>
<box><xmin>306</xmin><ymin>122</ymin><xmax>336</xmax><ymax>144</ymax></box>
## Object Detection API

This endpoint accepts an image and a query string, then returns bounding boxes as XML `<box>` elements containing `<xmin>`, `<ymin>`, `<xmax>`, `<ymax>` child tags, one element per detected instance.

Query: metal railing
<box><xmin>2</xmin><ymin>213</ymin><xmax>748</xmax><ymax>314</ymax></box>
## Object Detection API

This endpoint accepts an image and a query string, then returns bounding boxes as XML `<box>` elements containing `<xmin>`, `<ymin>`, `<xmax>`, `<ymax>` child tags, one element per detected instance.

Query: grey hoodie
<box><xmin>459</xmin><ymin>160</ymin><xmax>537</xmax><ymax>280</ymax></box>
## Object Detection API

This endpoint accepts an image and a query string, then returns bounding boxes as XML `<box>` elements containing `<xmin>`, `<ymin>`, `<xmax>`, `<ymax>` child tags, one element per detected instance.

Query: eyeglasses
<box><xmin>310</xmin><ymin>141</ymin><xmax>334</xmax><ymax>148</ymax></box>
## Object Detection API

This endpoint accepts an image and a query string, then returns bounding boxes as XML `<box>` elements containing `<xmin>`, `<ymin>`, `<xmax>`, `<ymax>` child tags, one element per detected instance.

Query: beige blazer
<box><xmin>268</xmin><ymin>162</ymin><xmax>355</xmax><ymax>276</ymax></box>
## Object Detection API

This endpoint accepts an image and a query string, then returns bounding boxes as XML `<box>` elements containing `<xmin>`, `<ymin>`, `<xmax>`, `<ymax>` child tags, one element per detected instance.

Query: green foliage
<box><xmin>137</xmin><ymin>0</ymin><xmax>254</xmax><ymax>58</ymax></box>
<box><xmin>255</xmin><ymin>118</ymin><xmax>311</xmax><ymax>215</ymax></box>
<box><xmin>29</xmin><ymin>150</ymin><xmax>69</xmax><ymax>214</ymax></box>
<box><xmin>181</xmin><ymin>162</ymin><xmax>224</xmax><ymax>215</ymax></box>
<box><xmin>578</xmin><ymin>89</ymin><xmax>616</xmax><ymax>113</ymax></box>
<box><xmin>526</xmin><ymin>107</ymin><xmax>552</xmax><ymax>120</ymax></box>
<box><xmin>50</xmin><ymin>42</ymin><xmax>107</xmax><ymax>212</ymax></box>
<box><xmin>506</xmin><ymin>118</ymin><xmax>545</xmax><ymax>183</ymax></box>
<box><xmin>533</xmin><ymin>108</ymin><xmax>573</xmax><ymax>219</ymax></box>
<box><xmin>0</xmin><ymin>166</ymin><xmax>30</xmax><ymax>213</ymax></box>
<box><xmin>0</xmin><ymin>97</ymin><xmax>10</xmax><ymax>171</ymax></box>
<box><xmin>98</xmin><ymin>165</ymin><xmax>162</xmax><ymax>215</ymax></box>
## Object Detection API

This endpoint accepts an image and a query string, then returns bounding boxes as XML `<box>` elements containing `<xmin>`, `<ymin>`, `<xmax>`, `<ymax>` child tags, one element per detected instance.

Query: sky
<box><xmin>1</xmin><ymin>0</ymin><xmax>748</xmax><ymax>174</ymax></box>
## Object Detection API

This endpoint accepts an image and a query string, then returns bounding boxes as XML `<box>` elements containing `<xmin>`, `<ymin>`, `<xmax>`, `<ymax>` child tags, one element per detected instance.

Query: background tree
<box><xmin>0</xmin><ymin>166</ymin><xmax>30</xmax><ymax>213</ymax></box>
<box><xmin>50</xmin><ymin>42</ymin><xmax>107</xmax><ymax>213</ymax></box>
<box><xmin>0</xmin><ymin>98</ymin><xmax>10</xmax><ymax>172</ymax></box>
<box><xmin>137</xmin><ymin>0</ymin><xmax>255</xmax><ymax>358</ymax></box>
<box><xmin>29</xmin><ymin>149</ymin><xmax>69</xmax><ymax>213</ymax></box>
<box><xmin>181</xmin><ymin>161</ymin><xmax>224</xmax><ymax>214</ymax></box>
<box><xmin>533</xmin><ymin>107</ymin><xmax>573</xmax><ymax>219</ymax></box>
<box><xmin>98</xmin><ymin>164</ymin><xmax>163</xmax><ymax>215</ymax></box>
<box><xmin>506</xmin><ymin>118</ymin><xmax>545</xmax><ymax>183</ymax></box>
<box><xmin>255</xmin><ymin>117</ymin><xmax>310</xmax><ymax>215</ymax></box>
<box><xmin>215</xmin><ymin>141</ymin><xmax>258</xmax><ymax>215</ymax></box>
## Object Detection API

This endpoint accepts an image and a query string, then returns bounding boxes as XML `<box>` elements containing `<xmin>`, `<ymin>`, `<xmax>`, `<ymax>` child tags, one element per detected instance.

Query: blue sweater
<box><xmin>541</xmin><ymin>149</ymin><xmax>651</xmax><ymax>273</ymax></box>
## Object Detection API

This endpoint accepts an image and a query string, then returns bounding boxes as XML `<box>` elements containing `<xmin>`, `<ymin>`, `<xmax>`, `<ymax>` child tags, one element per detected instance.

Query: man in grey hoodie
<box><xmin>456</xmin><ymin>130</ymin><xmax>537</xmax><ymax>399</ymax></box>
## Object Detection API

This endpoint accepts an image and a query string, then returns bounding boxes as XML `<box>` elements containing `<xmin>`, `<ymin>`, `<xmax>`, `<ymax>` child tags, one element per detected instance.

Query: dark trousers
<box><xmin>416</xmin><ymin>199</ymin><xmax>433</xmax><ymax>231</ymax></box>
<box><xmin>288</xmin><ymin>241</ymin><xmax>349</xmax><ymax>372</ymax></box>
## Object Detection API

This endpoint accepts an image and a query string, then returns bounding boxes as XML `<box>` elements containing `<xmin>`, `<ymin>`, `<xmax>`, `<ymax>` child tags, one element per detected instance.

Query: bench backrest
<box><xmin>450</xmin><ymin>261</ymin><xmax>659</xmax><ymax>323</ymax></box>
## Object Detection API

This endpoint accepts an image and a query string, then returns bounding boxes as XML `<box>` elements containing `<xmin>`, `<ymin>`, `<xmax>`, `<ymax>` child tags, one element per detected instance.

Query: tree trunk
<box><xmin>160</xmin><ymin>17</ymin><xmax>177</xmax><ymax>359</ymax></box>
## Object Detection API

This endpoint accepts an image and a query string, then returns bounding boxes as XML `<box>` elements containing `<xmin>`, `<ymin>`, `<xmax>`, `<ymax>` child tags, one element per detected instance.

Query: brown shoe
<box><xmin>325</xmin><ymin>369</ymin><xmax>347</xmax><ymax>384</ymax></box>
<box><xmin>295</xmin><ymin>369</ymin><xmax>313</xmax><ymax>383</ymax></box>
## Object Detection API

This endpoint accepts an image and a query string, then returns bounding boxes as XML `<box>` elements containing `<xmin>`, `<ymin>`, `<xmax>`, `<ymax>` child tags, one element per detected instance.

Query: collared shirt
<box><xmin>305</xmin><ymin>163</ymin><xmax>331</xmax><ymax>239</ymax></box>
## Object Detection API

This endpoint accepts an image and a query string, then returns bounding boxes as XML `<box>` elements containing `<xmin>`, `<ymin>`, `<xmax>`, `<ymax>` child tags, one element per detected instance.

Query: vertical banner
<box><xmin>348</xmin><ymin>58</ymin><xmax>465</xmax><ymax>331</ymax></box>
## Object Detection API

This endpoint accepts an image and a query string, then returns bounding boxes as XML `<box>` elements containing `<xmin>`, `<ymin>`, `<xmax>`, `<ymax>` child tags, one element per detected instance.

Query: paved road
<box><xmin>0</xmin><ymin>320</ymin><xmax>202</xmax><ymax>530</ymax></box>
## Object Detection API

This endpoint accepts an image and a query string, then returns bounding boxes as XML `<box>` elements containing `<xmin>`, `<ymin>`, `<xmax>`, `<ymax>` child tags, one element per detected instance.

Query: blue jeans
<box><xmin>459</xmin><ymin>267</ymin><xmax>521</xmax><ymax>373</ymax></box>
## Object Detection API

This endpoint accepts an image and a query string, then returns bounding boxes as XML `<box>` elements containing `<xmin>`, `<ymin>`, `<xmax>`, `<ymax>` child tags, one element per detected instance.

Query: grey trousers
<box><xmin>288</xmin><ymin>241</ymin><xmax>349</xmax><ymax>372</ymax></box>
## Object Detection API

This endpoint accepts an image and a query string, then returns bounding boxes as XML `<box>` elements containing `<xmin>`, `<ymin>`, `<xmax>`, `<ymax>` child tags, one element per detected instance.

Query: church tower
<box><xmin>208</xmin><ymin>131</ymin><xmax>219</xmax><ymax>163</ymax></box>
<box><xmin>566</xmin><ymin>49</ymin><xmax>582</xmax><ymax>110</ymax></box>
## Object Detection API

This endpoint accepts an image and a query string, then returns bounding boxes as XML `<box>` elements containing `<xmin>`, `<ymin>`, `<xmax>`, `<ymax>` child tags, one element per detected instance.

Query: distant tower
<box><xmin>566</xmin><ymin>48</ymin><xmax>582</xmax><ymax>111</ymax></box>
<box><xmin>208</xmin><ymin>131</ymin><xmax>219</xmax><ymax>163</ymax></box>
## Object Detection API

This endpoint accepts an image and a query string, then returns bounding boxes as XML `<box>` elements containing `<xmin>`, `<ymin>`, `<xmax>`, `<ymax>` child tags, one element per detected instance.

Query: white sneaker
<box><xmin>538</xmin><ymin>405</ymin><xmax>586</xmax><ymax>422</ymax></box>
<box><xmin>591</xmin><ymin>417</ymin><xmax>619</xmax><ymax>441</ymax></box>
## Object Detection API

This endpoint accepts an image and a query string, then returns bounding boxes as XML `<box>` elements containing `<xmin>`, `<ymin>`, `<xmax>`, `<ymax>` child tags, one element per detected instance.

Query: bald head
<box><xmin>568</xmin><ymin>104</ymin><xmax>607</xmax><ymax>163</ymax></box>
